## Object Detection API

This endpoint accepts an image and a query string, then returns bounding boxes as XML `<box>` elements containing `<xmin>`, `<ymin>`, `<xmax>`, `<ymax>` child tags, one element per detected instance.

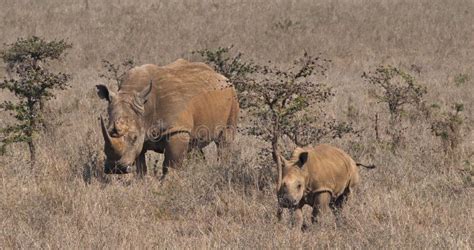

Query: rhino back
<box><xmin>119</xmin><ymin>60</ymin><xmax>235</xmax><ymax>139</ymax></box>
<box><xmin>186</xmin><ymin>87</ymin><xmax>238</xmax><ymax>140</ymax></box>
<box><xmin>306</xmin><ymin>144</ymin><xmax>358</xmax><ymax>197</ymax></box>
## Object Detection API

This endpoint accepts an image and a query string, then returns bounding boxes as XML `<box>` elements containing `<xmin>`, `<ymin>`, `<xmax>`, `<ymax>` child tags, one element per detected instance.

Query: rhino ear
<box><xmin>96</xmin><ymin>84</ymin><xmax>116</xmax><ymax>102</ymax></box>
<box><xmin>137</xmin><ymin>81</ymin><xmax>152</xmax><ymax>104</ymax></box>
<box><xmin>278</xmin><ymin>154</ymin><xmax>288</xmax><ymax>167</ymax></box>
<box><xmin>297</xmin><ymin>151</ymin><xmax>309</xmax><ymax>168</ymax></box>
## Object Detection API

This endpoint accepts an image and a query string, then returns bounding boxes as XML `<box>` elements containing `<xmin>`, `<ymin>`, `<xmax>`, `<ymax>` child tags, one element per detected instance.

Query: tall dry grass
<box><xmin>1</xmin><ymin>0</ymin><xmax>473</xmax><ymax>248</ymax></box>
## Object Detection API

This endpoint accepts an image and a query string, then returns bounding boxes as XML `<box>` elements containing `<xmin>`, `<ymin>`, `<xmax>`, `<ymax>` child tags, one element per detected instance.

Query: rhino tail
<box><xmin>356</xmin><ymin>162</ymin><xmax>376</xmax><ymax>169</ymax></box>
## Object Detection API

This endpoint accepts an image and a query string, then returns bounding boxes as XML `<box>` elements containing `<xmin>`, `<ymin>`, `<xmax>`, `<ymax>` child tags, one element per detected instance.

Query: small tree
<box><xmin>241</xmin><ymin>53</ymin><xmax>344</xmax><ymax>189</ymax></box>
<box><xmin>99</xmin><ymin>58</ymin><xmax>135</xmax><ymax>88</ymax></box>
<box><xmin>363</xmin><ymin>65</ymin><xmax>426</xmax><ymax>148</ymax></box>
<box><xmin>244</xmin><ymin>53</ymin><xmax>332</xmax><ymax>144</ymax></box>
<box><xmin>193</xmin><ymin>46</ymin><xmax>260</xmax><ymax>108</ymax></box>
<box><xmin>0</xmin><ymin>36</ymin><xmax>71</xmax><ymax>167</ymax></box>
<box><xmin>196</xmin><ymin>47</ymin><xmax>357</xmax><ymax>189</ymax></box>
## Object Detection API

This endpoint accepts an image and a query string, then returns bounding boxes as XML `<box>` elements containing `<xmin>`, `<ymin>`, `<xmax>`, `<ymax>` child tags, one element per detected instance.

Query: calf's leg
<box><xmin>331</xmin><ymin>187</ymin><xmax>351</xmax><ymax>224</ymax></box>
<box><xmin>276</xmin><ymin>207</ymin><xmax>283</xmax><ymax>221</ymax></box>
<box><xmin>291</xmin><ymin>207</ymin><xmax>304</xmax><ymax>230</ymax></box>
<box><xmin>312</xmin><ymin>192</ymin><xmax>332</xmax><ymax>224</ymax></box>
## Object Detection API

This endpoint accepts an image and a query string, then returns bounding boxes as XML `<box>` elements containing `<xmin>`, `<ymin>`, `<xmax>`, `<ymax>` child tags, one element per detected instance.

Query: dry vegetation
<box><xmin>1</xmin><ymin>0</ymin><xmax>473</xmax><ymax>248</ymax></box>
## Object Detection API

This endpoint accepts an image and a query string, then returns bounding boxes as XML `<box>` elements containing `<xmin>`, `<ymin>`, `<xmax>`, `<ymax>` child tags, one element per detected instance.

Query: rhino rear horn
<box><xmin>137</xmin><ymin>81</ymin><xmax>152</xmax><ymax>104</ymax></box>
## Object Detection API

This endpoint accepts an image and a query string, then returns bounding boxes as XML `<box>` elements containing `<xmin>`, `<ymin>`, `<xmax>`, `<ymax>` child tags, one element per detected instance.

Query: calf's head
<box><xmin>96</xmin><ymin>83</ymin><xmax>151</xmax><ymax>174</ymax></box>
<box><xmin>277</xmin><ymin>148</ymin><xmax>309</xmax><ymax>207</ymax></box>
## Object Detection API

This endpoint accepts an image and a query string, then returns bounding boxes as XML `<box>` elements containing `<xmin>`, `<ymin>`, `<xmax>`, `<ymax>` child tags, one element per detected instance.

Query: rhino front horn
<box><xmin>100</xmin><ymin>115</ymin><xmax>112</xmax><ymax>146</ymax></box>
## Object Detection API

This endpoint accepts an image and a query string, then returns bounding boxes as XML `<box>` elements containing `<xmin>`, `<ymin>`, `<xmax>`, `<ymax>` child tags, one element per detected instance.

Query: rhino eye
<box><xmin>130</xmin><ymin>134</ymin><xmax>138</xmax><ymax>143</ymax></box>
<box><xmin>110</xmin><ymin>128</ymin><xmax>119</xmax><ymax>137</ymax></box>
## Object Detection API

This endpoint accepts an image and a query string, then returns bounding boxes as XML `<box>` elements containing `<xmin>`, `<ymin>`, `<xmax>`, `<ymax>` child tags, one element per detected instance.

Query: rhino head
<box><xmin>276</xmin><ymin>148</ymin><xmax>309</xmax><ymax>208</ymax></box>
<box><xmin>96</xmin><ymin>83</ymin><xmax>152</xmax><ymax>174</ymax></box>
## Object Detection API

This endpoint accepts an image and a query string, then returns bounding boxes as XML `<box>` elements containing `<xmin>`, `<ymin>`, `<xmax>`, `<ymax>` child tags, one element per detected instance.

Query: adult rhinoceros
<box><xmin>96</xmin><ymin>59</ymin><xmax>239</xmax><ymax>178</ymax></box>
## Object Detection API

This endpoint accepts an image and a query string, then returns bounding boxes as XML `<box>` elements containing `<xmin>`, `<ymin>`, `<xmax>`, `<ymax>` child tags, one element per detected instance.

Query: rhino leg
<box><xmin>161</xmin><ymin>133</ymin><xmax>190</xmax><ymax>180</ymax></box>
<box><xmin>153</xmin><ymin>159</ymin><xmax>160</xmax><ymax>177</ymax></box>
<box><xmin>217</xmin><ymin>96</ymin><xmax>238</xmax><ymax>160</ymax></box>
<box><xmin>330</xmin><ymin>187</ymin><xmax>351</xmax><ymax>224</ymax></box>
<box><xmin>276</xmin><ymin>207</ymin><xmax>283</xmax><ymax>221</ymax></box>
<box><xmin>187</xmin><ymin>144</ymin><xmax>206</xmax><ymax>160</ymax></box>
<box><xmin>136</xmin><ymin>150</ymin><xmax>147</xmax><ymax>178</ymax></box>
<box><xmin>216</xmin><ymin>128</ymin><xmax>235</xmax><ymax>160</ymax></box>
<box><xmin>215</xmin><ymin>141</ymin><xmax>229</xmax><ymax>160</ymax></box>
<box><xmin>311</xmin><ymin>192</ymin><xmax>332</xmax><ymax>224</ymax></box>
<box><xmin>197</xmin><ymin>148</ymin><xmax>206</xmax><ymax>159</ymax></box>
<box><xmin>291</xmin><ymin>207</ymin><xmax>304</xmax><ymax>230</ymax></box>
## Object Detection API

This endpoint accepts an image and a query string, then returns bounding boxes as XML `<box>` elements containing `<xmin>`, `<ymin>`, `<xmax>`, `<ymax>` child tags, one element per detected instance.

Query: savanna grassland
<box><xmin>1</xmin><ymin>0</ymin><xmax>473</xmax><ymax>248</ymax></box>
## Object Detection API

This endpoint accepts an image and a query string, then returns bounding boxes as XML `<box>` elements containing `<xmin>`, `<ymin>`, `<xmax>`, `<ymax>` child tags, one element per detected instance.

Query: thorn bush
<box><xmin>363</xmin><ymin>65</ymin><xmax>427</xmax><ymax>149</ymax></box>
<box><xmin>195</xmin><ymin>47</ymin><xmax>358</xmax><ymax>176</ymax></box>
<box><xmin>99</xmin><ymin>58</ymin><xmax>135</xmax><ymax>88</ymax></box>
<box><xmin>0</xmin><ymin>36</ymin><xmax>71</xmax><ymax>166</ymax></box>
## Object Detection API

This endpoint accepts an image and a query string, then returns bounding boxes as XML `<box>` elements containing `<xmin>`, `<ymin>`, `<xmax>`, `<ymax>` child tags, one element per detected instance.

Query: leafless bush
<box><xmin>98</xmin><ymin>58</ymin><xmax>135</xmax><ymax>88</ymax></box>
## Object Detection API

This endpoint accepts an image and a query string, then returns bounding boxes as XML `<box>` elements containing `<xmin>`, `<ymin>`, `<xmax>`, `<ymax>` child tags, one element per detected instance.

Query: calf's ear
<box><xmin>96</xmin><ymin>84</ymin><xmax>116</xmax><ymax>102</ymax></box>
<box><xmin>297</xmin><ymin>152</ymin><xmax>309</xmax><ymax>168</ymax></box>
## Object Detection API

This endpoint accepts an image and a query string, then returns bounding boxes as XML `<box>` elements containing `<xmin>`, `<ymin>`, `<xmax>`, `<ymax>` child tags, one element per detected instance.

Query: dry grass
<box><xmin>1</xmin><ymin>0</ymin><xmax>473</xmax><ymax>248</ymax></box>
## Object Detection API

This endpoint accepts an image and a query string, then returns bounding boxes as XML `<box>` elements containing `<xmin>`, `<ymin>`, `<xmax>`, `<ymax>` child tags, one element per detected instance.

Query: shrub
<box><xmin>460</xmin><ymin>160</ymin><xmax>473</xmax><ymax>187</ymax></box>
<box><xmin>196</xmin><ymin>47</ymin><xmax>358</xmax><ymax>189</ymax></box>
<box><xmin>98</xmin><ymin>58</ymin><xmax>135</xmax><ymax>88</ymax></box>
<box><xmin>0</xmin><ymin>36</ymin><xmax>71</xmax><ymax>166</ymax></box>
<box><xmin>363</xmin><ymin>65</ymin><xmax>426</xmax><ymax>148</ymax></box>
<box><xmin>271</xmin><ymin>18</ymin><xmax>303</xmax><ymax>32</ymax></box>
<box><xmin>454</xmin><ymin>73</ymin><xmax>470</xmax><ymax>87</ymax></box>
<box><xmin>192</xmin><ymin>45</ymin><xmax>259</xmax><ymax>108</ymax></box>
<box><xmin>430</xmin><ymin>103</ymin><xmax>466</xmax><ymax>157</ymax></box>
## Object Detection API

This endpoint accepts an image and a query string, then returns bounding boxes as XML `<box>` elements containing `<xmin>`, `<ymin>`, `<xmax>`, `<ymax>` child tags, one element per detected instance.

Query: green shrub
<box><xmin>0</xmin><ymin>36</ymin><xmax>71</xmax><ymax>166</ymax></box>
<box><xmin>454</xmin><ymin>73</ymin><xmax>470</xmax><ymax>87</ymax></box>
<box><xmin>195</xmin><ymin>47</ymin><xmax>358</xmax><ymax>184</ymax></box>
<box><xmin>193</xmin><ymin>45</ymin><xmax>259</xmax><ymax>108</ymax></box>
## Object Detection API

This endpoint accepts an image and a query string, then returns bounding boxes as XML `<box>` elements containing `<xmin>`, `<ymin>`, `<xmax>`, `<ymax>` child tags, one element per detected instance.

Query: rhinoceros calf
<box><xmin>96</xmin><ymin>59</ymin><xmax>239</xmax><ymax>177</ymax></box>
<box><xmin>276</xmin><ymin>144</ymin><xmax>374</xmax><ymax>229</ymax></box>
